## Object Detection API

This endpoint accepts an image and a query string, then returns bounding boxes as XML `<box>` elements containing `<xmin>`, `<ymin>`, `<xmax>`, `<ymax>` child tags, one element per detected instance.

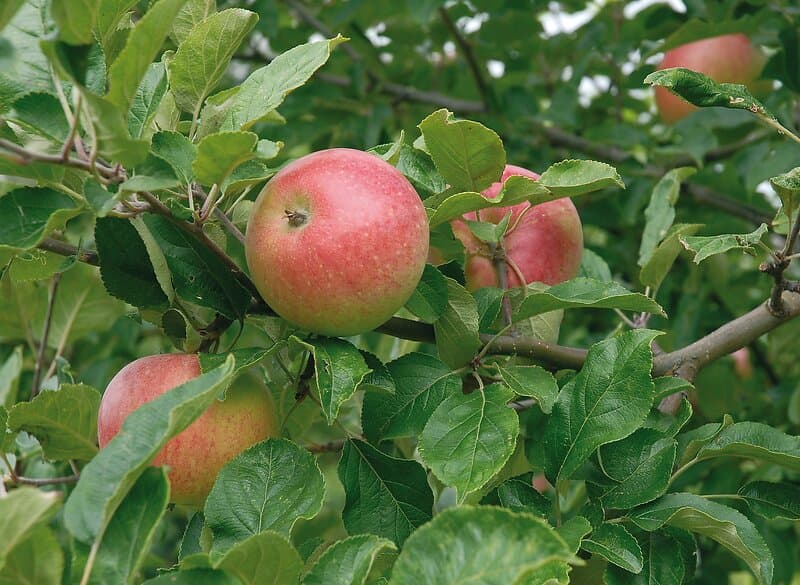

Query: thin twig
<box><xmin>438</xmin><ymin>6</ymin><xmax>492</xmax><ymax>110</ymax></box>
<box><xmin>30</xmin><ymin>273</ymin><xmax>61</xmax><ymax>399</ymax></box>
<box><xmin>37</xmin><ymin>239</ymin><xmax>100</xmax><ymax>266</ymax></box>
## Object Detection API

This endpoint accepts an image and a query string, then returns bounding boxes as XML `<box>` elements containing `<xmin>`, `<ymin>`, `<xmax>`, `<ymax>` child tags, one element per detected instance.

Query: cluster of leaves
<box><xmin>1</xmin><ymin>0</ymin><xmax>800</xmax><ymax>584</ymax></box>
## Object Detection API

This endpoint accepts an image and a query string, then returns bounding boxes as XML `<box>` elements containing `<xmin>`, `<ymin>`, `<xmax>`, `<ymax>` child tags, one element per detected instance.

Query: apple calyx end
<box><xmin>284</xmin><ymin>209</ymin><xmax>309</xmax><ymax>228</ymax></box>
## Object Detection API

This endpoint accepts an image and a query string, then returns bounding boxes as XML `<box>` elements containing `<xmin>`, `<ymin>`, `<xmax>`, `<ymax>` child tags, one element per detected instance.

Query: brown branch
<box><xmin>38</xmin><ymin>238</ymin><xmax>100</xmax><ymax>266</ymax></box>
<box><xmin>652</xmin><ymin>291</ymin><xmax>800</xmax><ymax>379</ymax></box>
<box><xmin>437</xmin><ymin>6</ymin><xmax>491</xmax><ymax>110</ymax></box>
<box><xmin>307</xmin><ymin>440</ymin><xmax>346</xmax><ymax>454</ymax></box>
<box><xmin>685</xmin><ymin>183</ymin><xmax>773</xmax><ymax>226</ymax></box>
<box><xmin>4</xmin><ymin>473</ymin><xmax>79</xmax><ymax>486</ymax></box>
<box><xmin>0</xmin><ymin>137</ymin><xmax>118</xmax><ymax>180</ymax></box>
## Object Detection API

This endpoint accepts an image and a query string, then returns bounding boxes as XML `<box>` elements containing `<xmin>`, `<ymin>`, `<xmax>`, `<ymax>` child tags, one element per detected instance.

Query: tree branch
<box><xmin>0</xmin><ymin>137</ymin><xmax>119</xmax><ymax>181</ymax></box>
<box><xmin>30</xmin><ymin>273</ymin><xmax>61</xmax><ymax>398</ymax></box>
<box><xmin>437</xmin><ymin>6</ymin><xmax>492</xmax><ymax>110</ymax></box>
<box><xmin>38</xmin><ymin>238</ymin><xmax>100</xmax><ymax>266</ymax></box>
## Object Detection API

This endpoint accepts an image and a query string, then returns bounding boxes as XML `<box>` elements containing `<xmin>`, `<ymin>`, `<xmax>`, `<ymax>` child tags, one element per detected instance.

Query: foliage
<box><xmin>1</xmin><ymin>1</ymin><xmax>800</xmax><ymax>584</ymax></box>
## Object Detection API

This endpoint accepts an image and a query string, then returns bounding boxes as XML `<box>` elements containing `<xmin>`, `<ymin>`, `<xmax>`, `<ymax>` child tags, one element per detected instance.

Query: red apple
<box><xmin>655</xmin><ymin>33</ymin><xmax>767</xmax><ymax>123</ymax></box>
<box><xmin>451</xmin><ymin>165</ymin><xmax>583</xmax><ymax>291</ymax></box>
<box><xmin>245</xmin><ymin>148</ymin><xmax>429</xmax><ymax>336</ymax></box>
<box><xmin>97</xmin><ymin>354</ymin><xmax>277</xmax><ymax>507</ymax></box>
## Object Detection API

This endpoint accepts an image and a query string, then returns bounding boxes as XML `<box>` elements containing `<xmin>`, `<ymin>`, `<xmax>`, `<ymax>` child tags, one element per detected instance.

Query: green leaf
<box><xmin>169</xmin><ymin>9</ymin><xmax>257</xmax><ymax>114</ymax></box>
<box><xmin>417</xmin><ymin>108</ymin><xmax>505</xmax><ymax>193</ymax></box>
<box><xmin>74</xmin><ymin>467</ymin><xmax>169</xmax><ymax>585</ymax></box>
<box><xmin>0</xmin><ymin>524</ymin><xmax>63</xmax><ymax>585</ymax></box>
<box><xmin>433</xmin><ymin>277</ymin><xmax>481</xmax><ymax>368</ymax></box>
<box><xmin>219</xmin><ymin>36</ymin><xmax>346</xmax><ymax>131</ymax></box>
<box><xmin>404</xmin><ymin>264</ymin><xmax>448</xmax><ymax>323</ymax></box>
<box><xmin>151</xmin><ymin>131</ymin><xmax>196</xmax><ymax>185</ymax></box>
<box><xmin>770</xmin><ymin>167</ymin><xmax>800</xmax><ymax>228</ymax></box>
<box><xmin>129</xmin><ymin>62</ymin><xmax>168</xmax><ymax>139</ymax></box>
<box><xmin>0</xmin><ymin>0</ymin><xmax>54</xmax><ymax>106</ymax></box>
<box><xmin>638</xmin><ymin>167</ymin><xmax>696</xmax><ymax>267</ymax></box>
<box><xmin>645</xmin><ymin>67</ymin><xmax>776</xmax><ymax>120</ymax></box>
<box><xmin>338</xmin><ymin>439</ymin><xmax>433</xmax><ymax>546</ymax></box>
<box><xmin>0</xmin><ymin>345</ymin><xmax>22</xmax><ymax>409</ymax></box>
<box><xmin>543</xmin><ymin>329</ymin><xmax>659</xmax><ymax>482</ymax></box>
<box><xmin>106</xmin><ymin>0</ymin><xmax>190</xmax><ymax>111</ymax></box>
<box><xmin>9</xmin><ymin>249</ymin><xmax>67</xmax><ymax>282</ymax></box>
<box><xmin>290</xmin><ymin>337</ymin><xmax>370</xmax><ymax>424</ymax></box>
<box><xmin>604</xmin><ymin>531</ymin><xmax>687</xmax><ymax>585</ymax></box>
<box><xmin>596</xmin><ymin>429</ymin><xmax>677</xmax><ymax>510</ymax></box>
<box><xmin>0</xmin><ymin>1</ymin><xmax>24</xmax><ymax>34</ymax></box>
<box><xmin>496</xmin><ymin>364</ymin><xmax>559</xmax><ymax>414</ymax></box>
<box><xmin>179</xmin><ymin>513</ymin><xmax>206</xmax><ymax>561</ymax></box>
<box><xmin>680</xmin><ymin>224</ymin><xmax>768</xmax><ymax>264</ymax></box>
<box><xmin>738</xmin><ymin>481</ymin><xmax>800</xmax><ymax>520</ymax></box>
<box><xmin>427</xmin><ymin>175</ymin><xmax>550</xmax><ymax>228</ymax></box>
<box><xmin>419</xmin><ymin>384</ymin><xmax>519</xmax><ymax>501</ymax></box>
<box><xmin>676</xmin><ymin>415</ymin><xmax>734</xmax><ymax>466</ymax></box>
<box><xmin>512</xmin><ymin>278</ymin><xmax>665</xmax><ymax>323</ymax></box>
<box><xmin>629</xmin><ymin>492</ymin><xmax>773</xmax><ymax>585</ymax></box>
<box><xmin>481</xmin><ymin>472</ymin><xmax>551</xmax><ymax>518</ymax></box>
<box><xmin>0</xmin><ymin>487</ymin><xmax>61</xmax><ymax>571</ymax></box>
<box><xmin>170</xmin><ymin>0</ymin><xmax>216</xmax><ymax>44</ymax></box>
<box><xmin>464</xmin><ymin>213</ymin><xmax>512</xmax><ymax>244</ymax></box>
<box><xmin>95</xmin><ymin>0</ymin><xmax>137</xmax><ymax>51</ymax></box>
<box><xmin>43</xmin><ymin>261</ymin><xmax>126</xmax><ymax>349</ymax></box>
<box><xmin>474</xmin><ymin>287</ymin><xmax>504</xmax><ymax>331</ymax></box>
<box><xmin>375</xmin><ymin>142</ymin><xmax>445</xmax><ymax>196</ymax></box>
<box><xmin>0</xmin><ymin>187</ymin><xmax>82</xmax><ymax>252</ymax></box>
<box><xmin>63</xmin><ymin>355</ymin><xmax>235</xmax><ymax>544</ymax></box>
<box><xmin>696</xmin><ymin>421</ymin><xmax>800</xmax><ymax>471</ymax></box>
<box><xmin>193</xmin><ymin>131</ymin><xmax>258</xmax><ymax>186</ymax></box>
<box><xmin>95</xmin><ymin>217</ymin><xmax>169</xmax><ymax>309</ymax></box>
<box><xmin>205</xmin><ymin>438</ymin><xmax>325</xmax><ymax>554</ymax></box>
<box><xmin>538</xmin><ymin>159</ymin><xmax>625</xmax><ymax>197</ymax></box>
<box><xmin>215</xmin><ymin>531</ymin><xmax>303</xmax><ymax>585</ymax></box>
<box><xmin>82</xmin><ymin>92</ymin><xmax>149</xmax><ymax>166</ymax></box>
<box><xmin>582</xmin><ymin>523</ymin><xmax>643</xmax><ymax>574</ymax></box>
<box><xmin>7</xmin><ymin>383</ymin><xmax>100</xmax><ymax>461</ymax></box>
<box><xmin>143</xmin><ymin>569</ymin><xmax>240</xmax><ymax>585</ymax></box>
<box><xmin>639</xmin><ymin>223</ymin><xmax>702</xmax><ymax>292</ymax></box>
<box><xmin>141</xmin><ymin>214</ymin><xmax>251</xmax><ymax>319</ymax></box>
<box><xmin>51</xmin><ymin>0</ymin><xmax>99</xmax><ymax>45</ymax></box>
<box><xmin>362</xmin><ymin>352</ymin><xmax>460</xmax><ymax>442</ymax></box>
<box><xmin>388</xmin><ymin>506</ymin><xmax>572</xmax><ymax>585</ymax></box>
<box><xmin>556</xmin><ymin>516</ymin><xmax>593</xmax><ymax>554</ymax></box>
<box><xmin>9</xmin><ymin>92</ymin><xmax>69</xmax><ymax>142</ymax></box>
<box><xmin>302</xmin><ymin>535</ymin><xmax>396</xmax><ymax>585</ymax></box>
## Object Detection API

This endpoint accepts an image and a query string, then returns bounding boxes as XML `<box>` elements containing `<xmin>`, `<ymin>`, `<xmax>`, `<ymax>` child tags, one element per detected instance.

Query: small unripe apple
<box><xmin>655</xmin><ymin>33</ymin><xmax>767</xmax><ymax>123</ymax></box>
<box><xmin>451</xmin><ymin>165</ymin><xmax>583</xmax><ymax>291</ymax></box>
<box><xmin>245</xmin><ymin>148</ymin><xmax>429</xmax><ymax>336</ymax></box>
<box><xmin>97</xmin><ymin>354</ymin><xmax>277</xmax><ymax>507</ymax></box>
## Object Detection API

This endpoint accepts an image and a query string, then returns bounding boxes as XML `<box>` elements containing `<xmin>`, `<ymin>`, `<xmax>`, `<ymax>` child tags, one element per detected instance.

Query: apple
<box><xmin>97</xmin><ymin>354</ymin><xmax>277</xmax><ymax>507</ymax></box>
<box><xmin>245</xmin><ymin>148</ymin><xmax>429</xmax><ymax>336</ymax></box>
<box><xmin>655</xmin><ymin>33</ymin><xmax>767</xmax><ymax>123</ymax></box>
<box><xmin>451</xmin><ymin>165</ymin><xmax>583</xmax><ymax>291</ymax></box>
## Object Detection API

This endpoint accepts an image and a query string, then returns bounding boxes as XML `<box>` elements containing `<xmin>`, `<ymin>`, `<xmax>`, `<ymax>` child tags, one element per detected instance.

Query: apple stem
<box><xmin>285</xmin><ymin>209</ymin><xmax>309</xmax><ymax>227</ymax></box>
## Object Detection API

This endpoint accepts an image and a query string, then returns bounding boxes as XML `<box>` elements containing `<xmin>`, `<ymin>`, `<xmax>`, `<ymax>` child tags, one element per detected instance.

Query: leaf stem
<box><xmin>30</xmin><ymin>273</ymin><xmax>61</xmax><ymax>398</ymax></box>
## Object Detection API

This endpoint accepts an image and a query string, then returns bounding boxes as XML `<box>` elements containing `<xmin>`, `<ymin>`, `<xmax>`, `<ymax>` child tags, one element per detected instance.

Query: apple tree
<box><xmin>1</xmin><ymin>1</ymin><xmax>800</xmax><ymax>584</ymax></box>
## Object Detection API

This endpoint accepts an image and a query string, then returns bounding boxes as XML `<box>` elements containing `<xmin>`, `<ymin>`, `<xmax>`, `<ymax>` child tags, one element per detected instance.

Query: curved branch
<box><xmin>438</xmin><ymin>6</ymin><xmax>492</xmax><ymax>110</ymax></box>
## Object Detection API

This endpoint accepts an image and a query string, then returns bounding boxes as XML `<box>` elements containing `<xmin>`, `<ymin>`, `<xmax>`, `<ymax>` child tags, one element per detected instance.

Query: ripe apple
<box><xmin>97</xmin><ymin>354</ymin><xmax>277</xmax><ymax>507</ymax></box>
<box><xmin>655</xmin><ymin>33</ymin><xmax>767</xmax><ymax>123</ymax></box>
<box><xmin>451</xmin><ymin>165</ymin><xmax>583</xmax><ymax>291</ymax></box>
<box><xmin>245</xmin><ymin>148</ymin><xmax>429</xmax><ymax>336</ymax></box>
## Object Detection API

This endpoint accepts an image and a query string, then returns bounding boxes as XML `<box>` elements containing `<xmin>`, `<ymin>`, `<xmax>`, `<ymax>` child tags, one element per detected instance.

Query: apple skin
<box><xmin>245</xmin><ymin>148</ymin><xmax>429</xmax><ymax>336</ymax></box>
<box><xmin>97</xmin><ymin>354</ymin><xmax>277</xmax><ymax>507</ymax></box>
<box><xmin>451</xmin><ymin>165</ymin><xmax>583</xmax><ymax>291</ymax></box>
<box><xmin>655</xmin><ymin>33</ymin><xmax>767</xmax><ymax>123</ymax></box>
